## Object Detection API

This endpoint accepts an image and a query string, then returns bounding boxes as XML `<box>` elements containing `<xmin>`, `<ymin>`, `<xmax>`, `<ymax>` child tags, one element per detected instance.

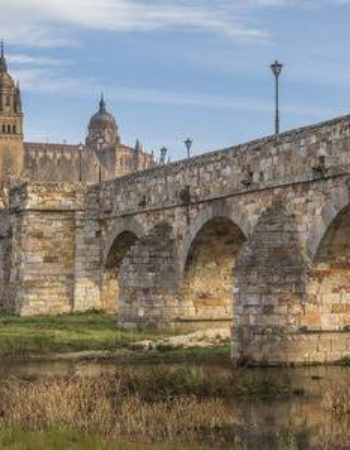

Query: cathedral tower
<box><xmin>0</xmin><ymin>42</ymin><xmax>24</xmax><ymax>179</ymax></box>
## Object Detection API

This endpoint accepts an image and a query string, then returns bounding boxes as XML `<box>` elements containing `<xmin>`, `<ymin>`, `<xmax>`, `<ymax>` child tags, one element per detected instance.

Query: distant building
<box><xmin>0</xmin><ymin>44</ymin><xmax>156</xmax><ymax>183</ymax></box>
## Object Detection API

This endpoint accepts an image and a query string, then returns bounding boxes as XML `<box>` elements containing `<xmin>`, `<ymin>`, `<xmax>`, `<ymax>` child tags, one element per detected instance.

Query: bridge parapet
<box><xmin>99</xmin><ymin>115</ymin><xmax>350</xmax><ymax>219</ymax></box>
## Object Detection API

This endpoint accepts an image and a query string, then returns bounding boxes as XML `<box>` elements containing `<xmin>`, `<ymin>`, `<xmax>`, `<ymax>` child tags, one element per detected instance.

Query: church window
<box><xmin>2</xmin><ymin>125</ymin><xmax>5</xmax><ymax>134</ymax></box>
<box><xmin>7</xmin><ymin>125</ymin><xmax>11</xmax><ymax>134</ymax></box>
<box><xmin>12</xmin><ymin>125</ymin><xmax>16</xmax><ymax>134</ymax></box>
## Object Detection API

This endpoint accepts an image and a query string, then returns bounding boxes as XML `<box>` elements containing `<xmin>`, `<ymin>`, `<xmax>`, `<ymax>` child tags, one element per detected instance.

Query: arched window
<box><xmin>7</xmin><ymin>125</ymin><xmax>11</xmax><ymax>134</ymax></box>
<box><xmin>12</xmin><ymin>125</ymin><xmax>16</xmax><ymax>134</ymax></box>
<box><xmin>2</xmin><ymin>125</ymin><xmax>6</xmax><ymax>134</ymax></box>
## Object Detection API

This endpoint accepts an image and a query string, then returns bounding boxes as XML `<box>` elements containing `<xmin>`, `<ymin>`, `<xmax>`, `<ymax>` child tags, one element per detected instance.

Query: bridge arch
<box><xmin>103</xmin><ymin>218</ymin><xmax>144</xmax><ymax>266</ymax></box>
<box><xmin>307</xmin><ymin>183</ymin><xmax>350</xmax><ymax>262</ymax></box>
<box><xmin>178</xmin><ymin>202</ymin><xmax>252</xmax><ymax>276</ymax></box>
<box><xmin>101</xmin><ymin>218</ymin><xmax>144</xmax><ymax>312</ymax></box>
<box><xmin>178</xmin><ymin>203</ymin><xmax>249</xmax><ymax>326</ymax></box>
<box><xmin>306</xmin><ymin>183</ymin><xmax>350</xmax><ymax>331</ymax></box>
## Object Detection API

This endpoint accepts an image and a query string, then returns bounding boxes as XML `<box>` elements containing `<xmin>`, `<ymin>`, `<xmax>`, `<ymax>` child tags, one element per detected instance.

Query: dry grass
<box><xmin>323</xmin><ymin>382</ymin><xmax>350</xmax><ymax>415</ymax></box>
<box><xmin>0</xmin><ymin>371</ymin><xmax>233</xmax><ymax>445</ymax></box>
<box><xmin>0</xmin><ymin>367</ymin><xmax>303</xmax><ymax>448</ymax></box>
<box><xmin>1</xmin><ymin>367</ymin><xmax>350</xmax><ymax>449</ymax></box>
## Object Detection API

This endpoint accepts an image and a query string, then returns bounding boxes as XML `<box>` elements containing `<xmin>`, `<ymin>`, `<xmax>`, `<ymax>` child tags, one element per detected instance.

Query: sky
<box><xmin>1</xmin><ymin>0</ymin><xmax>350</xmax><ymax>160</ymax></box>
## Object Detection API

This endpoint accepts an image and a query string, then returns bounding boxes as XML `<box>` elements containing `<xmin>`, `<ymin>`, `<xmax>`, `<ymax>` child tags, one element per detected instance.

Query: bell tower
<box><xmin>0</xmin><ymin>41</ymin><xmax>24</xmax><ymax>180</ymax></box>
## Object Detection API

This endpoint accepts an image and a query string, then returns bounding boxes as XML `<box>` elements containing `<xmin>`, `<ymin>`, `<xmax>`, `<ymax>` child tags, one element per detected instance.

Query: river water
<box><xmin>1</xmin><ymin>358</ymin><xmax>349</xmax><ymax>450</ymax></box>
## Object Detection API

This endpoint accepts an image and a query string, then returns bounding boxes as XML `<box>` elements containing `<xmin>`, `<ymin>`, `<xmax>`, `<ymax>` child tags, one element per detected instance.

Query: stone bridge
<box><xmin>4</xmin><ymin>114</ymin><xmax>350</xmax><ymax>364</ymax></box>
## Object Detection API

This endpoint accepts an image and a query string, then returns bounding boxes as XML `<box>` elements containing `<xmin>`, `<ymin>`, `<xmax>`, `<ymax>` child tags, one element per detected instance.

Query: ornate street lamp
<box><xmin>270</xmin><ymin>60</ymin><xmax>283</xmax><ymax>136</ymax></box>
<box><xmin>184</xmin><ymin>138</ymin><xmax>193</xmax><ymax>159</ymax></box>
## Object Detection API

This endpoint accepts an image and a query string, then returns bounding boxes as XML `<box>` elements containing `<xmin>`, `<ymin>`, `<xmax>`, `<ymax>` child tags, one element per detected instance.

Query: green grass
<box><xmin>135</xmin><ymin>343</ymin><xmax>231</xmax><ymax>363</ymax></box>
<box><xmin>341</xmin><ymin>355</ymin><xmax>350</xmax><ymax>365</ymax></box>
<box><xmin>0</xmin><ymin>311</ymin><xmax>175</xmax><ymax>358</ymax></box>
<box><xmin>0</xmin><ymin>429</ymin><xmax>209</xmax><ymax>450</ymax></box>
<box><xmin>0</xmin><ymin>311</ymin><xmax>232</xmax><ymax>362</ymax></box>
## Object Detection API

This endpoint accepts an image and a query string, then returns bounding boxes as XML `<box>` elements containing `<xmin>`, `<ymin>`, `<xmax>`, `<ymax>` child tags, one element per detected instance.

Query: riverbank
<box><xmin>2</xmin><ymin>312</ymin><xmax>350</xmax><ymax>449</ymax></box>
<box><xmin>0</xmin><ymin>311</ymin><xmax>173</xmax><ymax>357</ymax></box>
<box><xmin>0</xmin><ymin>312</ymin><xmax>232</xmax><ymax>363</ymax></box>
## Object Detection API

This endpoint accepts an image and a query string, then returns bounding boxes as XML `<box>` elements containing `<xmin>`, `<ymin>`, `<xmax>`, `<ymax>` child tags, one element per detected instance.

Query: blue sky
<box><xmin>1</xmin><ymin>0</ymin><xmax>350</xmax><ymax>160</ymax></box>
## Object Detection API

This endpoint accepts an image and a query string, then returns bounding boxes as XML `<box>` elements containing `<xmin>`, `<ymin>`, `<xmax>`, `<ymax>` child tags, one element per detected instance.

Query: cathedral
<box><xmin>0</xmin><ymin>44</ymin><xmax>155</xmax><ymax>184</ymax></box>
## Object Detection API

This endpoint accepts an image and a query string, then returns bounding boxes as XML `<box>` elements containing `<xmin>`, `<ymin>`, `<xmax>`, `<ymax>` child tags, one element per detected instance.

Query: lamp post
<box><xmin>270</xmin><ymin>60</ymin><xmax>283</xmax><ymax>136</ymax></box>
<box><xmin>160</xmin><ymin>147</ymin><xmax>168</xmax><ymax>165</ymax></box>
<box><xmin>184</xmin><ymin>138</ymin><xmax>193</xmax><ymax>159</ymax></box>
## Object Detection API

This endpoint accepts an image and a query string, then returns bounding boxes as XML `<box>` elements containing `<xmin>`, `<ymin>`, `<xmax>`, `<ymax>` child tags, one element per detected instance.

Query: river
<box><xmin>1</xmin><ymin>358</ymin><xmax>349</xmax><ymax>449</ymax></box>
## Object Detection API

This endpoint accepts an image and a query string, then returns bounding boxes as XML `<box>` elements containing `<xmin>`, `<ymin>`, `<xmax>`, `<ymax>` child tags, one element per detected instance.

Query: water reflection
<box><xmin>227</xmin><ymin>367</ymin><xmax>350</xmax><ymax>449</ymax></box>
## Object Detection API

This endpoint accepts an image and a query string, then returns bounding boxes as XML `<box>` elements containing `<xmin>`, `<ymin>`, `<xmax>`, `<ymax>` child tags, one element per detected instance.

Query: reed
<box><xmin>0</xmin><ymin>367</ymin><xmax>296</xmax><ymax>447</ymax></box>
<box><xmin>0</xmin><ymin>372</ymin><xmax>232</xmax><ymax>444</ymax></box>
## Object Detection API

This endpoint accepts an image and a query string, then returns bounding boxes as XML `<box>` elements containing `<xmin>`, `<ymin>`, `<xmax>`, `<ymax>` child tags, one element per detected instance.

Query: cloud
<box><xmin>105</xmin><ymin>85</ymin><xmax>337</xmax><ymax>118</ymax></box>
<box><xmin>12</xmin><ymin>64</ymin><xmax>335</xmax><ymax>119</ymax></box>
<box><xmin>0</xmin><ymin>0</ymin><xmax>275</xmax><ymax>48</ymax></box>
<box><xmin>12</xmin><ymin>68</ymin><xmax>82</xmax><ymax>93</ymax></box>
<box><xmin>0</xmin><ymin>21</ymin><xmax>74</xmax><ymax>48</ymax></box>
<box><xmin>7</xmin><ymin>53</ymin><xmax>63</xmax><ymax>67</ymax></box>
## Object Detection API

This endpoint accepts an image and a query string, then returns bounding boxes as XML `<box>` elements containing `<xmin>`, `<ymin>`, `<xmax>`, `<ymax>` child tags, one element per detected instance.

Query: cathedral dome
<box><xmin>86</xmin><ymin>95</ymin><xmax>120</xmax><ymax>148</ymax></box>
<box><xmin>89</xmin><ymin>97</ymin><xmax>117</xmax><ymax>129</ymax></box>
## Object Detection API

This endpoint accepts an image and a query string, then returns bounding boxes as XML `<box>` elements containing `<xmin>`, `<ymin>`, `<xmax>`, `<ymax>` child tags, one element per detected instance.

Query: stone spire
<box><xmin>99</xmin><ymin>92</ymin><xmax>106</xmax><ymax>113</ymax></box>
<box><xmin>0</xmin><ymin>40</ymin><xmax>7</xmax><ymax>73</ymax></box>
<box><xmin>135</xmin><ymin>139</ymin><xmax>142</xmax><ymax>152</ymax></box>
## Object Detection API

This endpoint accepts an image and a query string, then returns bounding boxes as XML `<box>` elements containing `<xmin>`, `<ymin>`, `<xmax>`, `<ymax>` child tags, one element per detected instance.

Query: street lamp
<box><xmin>160</xmin><ymin>147</ymin><xmax>168</xmax><ymax>164</ymax></box>
<box><xmin>184</xmin><ymin>138</ymin><xmax>193</xmax><ymax>159</ymax></box>
<box><xmin>270</xmin><ymin>60</ymin><xmax>283</xmax><ymax>136</ymax></box>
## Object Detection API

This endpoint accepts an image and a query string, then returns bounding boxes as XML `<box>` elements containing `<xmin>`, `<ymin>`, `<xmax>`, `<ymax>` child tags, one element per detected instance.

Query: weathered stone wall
<box><xmin>24</xmin><ymin>144</ymin><xmax>98</xmax><ymax>183</ymax></box>
<box><xmin>9</xmin><ymin>183</ymin><xmax>88</xmax><ymax>315</ymax></box>
<box><xmin>180</xmin><ymin>217</ymin><xmax>246</xmax><ymax>324</ymax></box>
<box><xmin>72</xmin><ymin>187</ymin><xmax>101</xmax><ymax>313</ymax></box>
<box><xmin>232</xmin><ymin>331</ymin><xmax>350</xmax><ymax>365</ymax></box>
<box><xmin>119</xmin><ymin>222</ymin><xmax>180</xmax><ymax>328</ymax></box>
<box><xmin>24</xmin><ymin>143</ymin><xmax>156</xmax><ymax>184</ymax></box>
<box><xmin>233</xmin><ymin>202</ymin><xmax>307</xmax><ymax>361</ymax></box>
<box><xmin>0</xmin><ymin>134</ymin><xmax>24</xmax><ymax>179</ymax></box>
<box><xmin>98</xmin><ymin>115</ymin><xmax>350</xmax><ymax>227</ymax></box>
<box><xmin>0</xmin><ymin>211</ymin><xmax>12</xmax><ymax>310</ymax></box>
